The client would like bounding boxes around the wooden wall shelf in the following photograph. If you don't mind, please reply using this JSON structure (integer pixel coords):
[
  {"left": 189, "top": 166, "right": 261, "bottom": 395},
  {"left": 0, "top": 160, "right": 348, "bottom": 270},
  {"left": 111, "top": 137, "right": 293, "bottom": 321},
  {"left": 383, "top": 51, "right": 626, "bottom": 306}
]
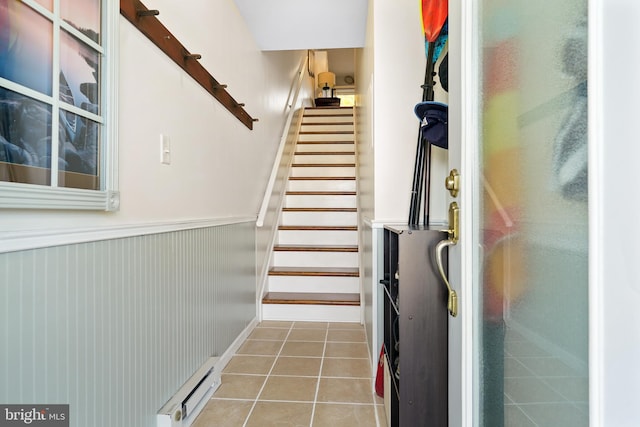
[{"left": 120, "top": 0, "right": 257, "bottom": 130}]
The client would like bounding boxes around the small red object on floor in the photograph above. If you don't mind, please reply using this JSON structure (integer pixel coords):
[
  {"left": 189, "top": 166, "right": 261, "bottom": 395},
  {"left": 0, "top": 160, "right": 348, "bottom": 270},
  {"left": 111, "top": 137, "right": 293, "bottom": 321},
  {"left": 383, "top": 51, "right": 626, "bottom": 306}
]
[{"left": 375, "top": 345, "right": 385, "bottom": 397}]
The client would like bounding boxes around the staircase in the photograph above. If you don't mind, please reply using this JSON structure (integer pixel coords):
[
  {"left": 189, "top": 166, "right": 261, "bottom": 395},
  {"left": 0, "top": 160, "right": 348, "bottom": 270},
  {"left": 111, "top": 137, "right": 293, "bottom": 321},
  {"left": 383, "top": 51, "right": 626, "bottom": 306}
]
[{"left": 262, "top": 106, "right": 361, "bottom": 322}]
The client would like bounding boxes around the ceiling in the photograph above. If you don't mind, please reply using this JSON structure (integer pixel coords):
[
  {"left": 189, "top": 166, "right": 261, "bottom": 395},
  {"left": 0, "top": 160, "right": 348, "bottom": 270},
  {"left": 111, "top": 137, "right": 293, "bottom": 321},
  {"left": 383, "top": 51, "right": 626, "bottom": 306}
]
[{"left": 233, "top": 0, "right": 369, "bottom": 51}]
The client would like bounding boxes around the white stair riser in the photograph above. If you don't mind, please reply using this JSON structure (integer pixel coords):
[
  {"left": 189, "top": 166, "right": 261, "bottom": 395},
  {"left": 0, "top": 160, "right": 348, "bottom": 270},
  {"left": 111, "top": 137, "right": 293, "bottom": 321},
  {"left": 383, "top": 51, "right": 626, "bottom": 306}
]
[
  {"left": 303, "top": 116, "right": 353, "bottom": 124},
  {"left": 268, "top": 275, "right": 360, "bottom": 293},
  {"left": 285, "top": 195, "right": 356, "bottom": 209},
  {"left": 304, "top": 108, "right": 351, "bottom": 116},
  {"left": 281, "top": 211, "right": 357, "bottom": 226},
  {"left": 299, "top": 134, "right": 354, "bottom": 142},
  {"left": 294, "top": 154, "right": 355, "bottom": 164},
  {"left": 262, "top": 304, "right": 360, "bottom": 323},
  {"left": 278, "top": 230, "right": 358, "bottom": 246},
  {"left": 296, "top": 143, "right": 354, "bottom": 153},
  {"left": 290, "top": 167, "right": 355, "bottom": 177},
  {"left": 272, "top": 251, "right": 358, "bottom": 268},
  {"left": 300, "top": 124, "right": 354, "bottom": 133},
  {"left": 288, "top": 180, "right": 356, "bottom": 192}
]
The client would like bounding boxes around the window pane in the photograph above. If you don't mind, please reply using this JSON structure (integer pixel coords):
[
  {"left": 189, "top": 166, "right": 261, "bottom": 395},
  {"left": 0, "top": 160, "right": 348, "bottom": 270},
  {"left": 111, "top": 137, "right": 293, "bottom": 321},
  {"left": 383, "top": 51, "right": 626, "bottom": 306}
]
[
  {"left": 0, "top": 88, "right": 53, "bottom": 185},
  {"left": 60, "top": 0, "right": 101, "bottom": 43},
  {"left": 58, "top": 109, "right": 99, "bottom": 181},
  {"left": 0, "top": 1, "right": 53, "bottom": 95},
  {"left": 60, "top": 30, "right": 100, "bottom": 114},
  {"left": 33, "top": 0, "right": 53, "bottom": 11}
]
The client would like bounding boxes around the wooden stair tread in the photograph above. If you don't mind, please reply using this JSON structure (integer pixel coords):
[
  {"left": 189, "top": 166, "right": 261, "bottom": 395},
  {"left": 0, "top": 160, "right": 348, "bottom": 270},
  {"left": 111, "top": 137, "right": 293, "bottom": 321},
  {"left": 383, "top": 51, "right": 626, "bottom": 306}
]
[
  {"left": 297, "top": 140, "right": 354, "bottom": 144},
  {"left": 292, "top": 163, "right": 355, "bottom": 167},
  {"left": 294, "top": 151, "right": 356, "bottom": 155},
  {"left": 305, "top": 107, "right": 353, "bottom": 111},
  {"left": 303, "top": 112, "right": 353, "bottom": 115},
  {"left": 278, "top": 225, "right": 358, "bottom": 231},
  {"left": 286, "top": 191, "right": 356, "bottom": 196},
  {"left": 300, "top": 131, "right": 354, "bottom": 135},
  {"left": 289, "top": 176, "right": 355, "bottom": 181},
  {"left": 268, "top": 267, "right": 359, "bottom": 277},
  {"left": 274, "top": 244, "right": 358, "bottom": 252},
  {"left": 262, "top": 292, "right": 360, "bottom": 306},
  {"left": 282, "top": 207, "right": 357, "bottom": 212},
  {"left": 302, "top": 122, "right": 354, "bottom": 126}
]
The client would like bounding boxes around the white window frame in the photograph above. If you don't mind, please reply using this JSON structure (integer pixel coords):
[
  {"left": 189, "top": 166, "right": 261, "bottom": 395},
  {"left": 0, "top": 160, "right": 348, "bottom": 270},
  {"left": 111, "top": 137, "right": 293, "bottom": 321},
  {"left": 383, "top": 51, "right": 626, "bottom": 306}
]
[{"left": 0, "top": 0, "right": 119, "bottom": 211}]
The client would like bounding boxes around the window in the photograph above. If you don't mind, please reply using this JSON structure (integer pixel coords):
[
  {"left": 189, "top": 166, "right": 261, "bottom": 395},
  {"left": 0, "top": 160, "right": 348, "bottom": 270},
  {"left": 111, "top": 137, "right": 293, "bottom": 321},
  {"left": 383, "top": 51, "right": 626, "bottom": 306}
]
[{"left": 0, "top": 0, "right": 118, "bottom": 210}]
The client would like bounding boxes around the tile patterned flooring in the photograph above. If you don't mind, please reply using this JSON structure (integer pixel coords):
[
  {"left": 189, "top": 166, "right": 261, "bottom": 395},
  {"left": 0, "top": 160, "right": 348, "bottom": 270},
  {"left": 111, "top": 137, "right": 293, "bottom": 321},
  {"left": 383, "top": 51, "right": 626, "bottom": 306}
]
[
  {"left": 193, "top": 321, "right": 385, "bottom": 427},
  {"left": 504, "top": 325, "right": 589, "bottom": 427}
]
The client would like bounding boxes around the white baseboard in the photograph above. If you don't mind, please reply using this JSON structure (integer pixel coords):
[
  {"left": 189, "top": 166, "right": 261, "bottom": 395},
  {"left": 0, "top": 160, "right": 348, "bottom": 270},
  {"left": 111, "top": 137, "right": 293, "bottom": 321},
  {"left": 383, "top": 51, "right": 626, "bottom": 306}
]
[{"left": 216, "top": 317, "right": 259, "bottom": 372}]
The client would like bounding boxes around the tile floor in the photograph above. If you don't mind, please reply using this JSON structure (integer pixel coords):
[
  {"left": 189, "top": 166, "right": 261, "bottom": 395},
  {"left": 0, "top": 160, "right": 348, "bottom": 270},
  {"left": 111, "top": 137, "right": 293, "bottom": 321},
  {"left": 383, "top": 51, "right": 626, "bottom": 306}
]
[
  {"left": 504, "top": 325, "right": 589, "bottom": 427},
  {"left": 193, "top": 321, "right": 386, "bottom": 427}
]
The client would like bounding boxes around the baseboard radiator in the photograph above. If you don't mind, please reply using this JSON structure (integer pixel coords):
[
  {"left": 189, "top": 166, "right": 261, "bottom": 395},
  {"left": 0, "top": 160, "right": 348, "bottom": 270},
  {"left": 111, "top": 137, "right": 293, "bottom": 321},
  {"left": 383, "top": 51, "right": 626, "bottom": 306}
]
[{"left": 157, "top": 357, "right": 221, "bottom": 427}]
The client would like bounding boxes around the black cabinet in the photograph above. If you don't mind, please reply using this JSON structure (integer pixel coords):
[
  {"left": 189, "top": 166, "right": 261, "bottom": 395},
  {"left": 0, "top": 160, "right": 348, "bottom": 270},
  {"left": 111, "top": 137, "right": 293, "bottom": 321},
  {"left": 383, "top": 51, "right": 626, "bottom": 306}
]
[{"left": 382, "top": 225, "right": 448, "bottom": 427}]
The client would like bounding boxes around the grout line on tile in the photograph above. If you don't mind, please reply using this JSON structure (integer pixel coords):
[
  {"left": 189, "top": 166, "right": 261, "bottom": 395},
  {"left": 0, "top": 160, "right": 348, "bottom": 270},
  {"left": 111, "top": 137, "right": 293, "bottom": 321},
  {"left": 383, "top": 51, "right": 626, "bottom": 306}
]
[
  {"left": 268, "top": 374, "right": 322, "bottom": 378},
  {"left": 319, "top": 375, "right": 374, "bottom": 380},
  {"left": 513, "top": 404, "right": 540, "bottom": 427},
  {"left": 314, "top": 401, "right": 377, "bottom": 406},
  {"left": 253, "top": 398, "right": 315, "bottom": 404},
  {"left": 221, "top": 372, "right": 269, "bottom": 378},
  {"left": 242, "top": 323, "right": 294, "bottom": 427},
  {"left": 323, "top": 356, "right": 369, "bottom": 360},
  {"left": 309, "top": 328, "right": 329, "bottom": 426}
]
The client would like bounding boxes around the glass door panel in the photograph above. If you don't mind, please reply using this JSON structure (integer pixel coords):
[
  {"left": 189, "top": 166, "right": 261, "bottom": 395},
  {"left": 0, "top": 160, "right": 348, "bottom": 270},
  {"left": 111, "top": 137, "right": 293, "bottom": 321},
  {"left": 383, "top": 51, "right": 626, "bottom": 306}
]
[{"left": 477, "top": 0, "right": 589, "bottom": 426}]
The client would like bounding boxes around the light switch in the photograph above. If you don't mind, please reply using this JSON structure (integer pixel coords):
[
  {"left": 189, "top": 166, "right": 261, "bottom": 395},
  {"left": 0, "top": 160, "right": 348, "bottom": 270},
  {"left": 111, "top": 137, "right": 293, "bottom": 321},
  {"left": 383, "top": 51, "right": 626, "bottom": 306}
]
[{"left": 160, "top": 134, "right": 171, "bottom": 164}]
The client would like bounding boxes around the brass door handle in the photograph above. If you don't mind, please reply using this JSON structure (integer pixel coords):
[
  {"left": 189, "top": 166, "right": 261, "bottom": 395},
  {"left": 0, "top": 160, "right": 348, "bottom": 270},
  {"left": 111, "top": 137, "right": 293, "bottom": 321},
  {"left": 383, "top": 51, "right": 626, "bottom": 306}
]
[
  {"left": 435, "top": 201, "right": 460, "bottom": 317},
  {"left": 436, "top": 238, "right": 458, "bottom": 317}
]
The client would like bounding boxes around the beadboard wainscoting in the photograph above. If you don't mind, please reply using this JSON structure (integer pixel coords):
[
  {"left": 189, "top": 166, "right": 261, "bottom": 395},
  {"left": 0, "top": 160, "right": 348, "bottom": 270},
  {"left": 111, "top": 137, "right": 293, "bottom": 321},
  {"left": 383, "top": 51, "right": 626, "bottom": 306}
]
[{"left": 0, "top": 220, "right": 256, "bottom": 427}]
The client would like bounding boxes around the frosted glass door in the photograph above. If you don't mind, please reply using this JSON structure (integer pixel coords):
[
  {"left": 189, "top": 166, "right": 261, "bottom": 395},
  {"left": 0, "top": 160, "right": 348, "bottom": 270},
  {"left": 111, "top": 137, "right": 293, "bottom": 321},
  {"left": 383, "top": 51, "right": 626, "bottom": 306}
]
[{"left": 476, "top": 0, "right": 588, "bottom": 425}]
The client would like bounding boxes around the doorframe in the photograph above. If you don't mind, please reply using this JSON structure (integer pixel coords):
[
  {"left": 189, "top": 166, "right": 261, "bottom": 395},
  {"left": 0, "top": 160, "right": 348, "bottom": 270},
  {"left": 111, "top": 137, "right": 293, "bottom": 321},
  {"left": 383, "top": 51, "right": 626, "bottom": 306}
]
[
  {"left": 588, "top": 0, "right": 604, "bottom": 424},
  {"left": 589, "top": 0, "right": 640, "bottom": 425},
  {"left": 448, "top": 0, "right": 479, "bottom": 425}
]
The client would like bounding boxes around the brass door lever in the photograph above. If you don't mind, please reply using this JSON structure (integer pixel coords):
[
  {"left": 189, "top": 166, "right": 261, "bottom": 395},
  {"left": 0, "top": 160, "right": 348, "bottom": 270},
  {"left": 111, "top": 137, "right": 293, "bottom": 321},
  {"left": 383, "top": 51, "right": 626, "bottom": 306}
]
[{"left": 435, "top": 201, "right": 459, "bottom": 317}]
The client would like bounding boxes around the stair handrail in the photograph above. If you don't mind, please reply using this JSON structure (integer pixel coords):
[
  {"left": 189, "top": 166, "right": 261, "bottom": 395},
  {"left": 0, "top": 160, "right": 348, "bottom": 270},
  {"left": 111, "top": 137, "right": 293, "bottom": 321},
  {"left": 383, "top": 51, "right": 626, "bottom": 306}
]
[
  {"left": 256, "top": 55, "right": 309, "bottom": 227},
  {"left": 255, "top": 55, "right": 310, "bottom": 315}
]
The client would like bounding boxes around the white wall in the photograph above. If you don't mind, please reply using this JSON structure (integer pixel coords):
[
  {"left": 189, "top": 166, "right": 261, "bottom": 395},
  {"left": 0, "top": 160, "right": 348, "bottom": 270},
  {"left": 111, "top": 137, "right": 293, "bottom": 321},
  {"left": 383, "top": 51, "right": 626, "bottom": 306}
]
[
  {"left": 355, "top": 3, "right": 375, "bottom": 223},
  {"left": 368, "top": 0, "right": 448, "bottom": 224},
  {"left": 1, "top": 0, "right": 308, "bottom": 233},
  {"left": 355, "top": 0, "right": 450, "bottom": 369}
]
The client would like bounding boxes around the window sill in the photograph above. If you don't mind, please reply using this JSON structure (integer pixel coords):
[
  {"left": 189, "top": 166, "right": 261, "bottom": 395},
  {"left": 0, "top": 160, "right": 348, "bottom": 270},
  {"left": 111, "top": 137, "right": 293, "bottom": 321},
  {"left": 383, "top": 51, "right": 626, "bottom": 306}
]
[{"left": 0, "top": 182, "right": 119, "bottom": 211}]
